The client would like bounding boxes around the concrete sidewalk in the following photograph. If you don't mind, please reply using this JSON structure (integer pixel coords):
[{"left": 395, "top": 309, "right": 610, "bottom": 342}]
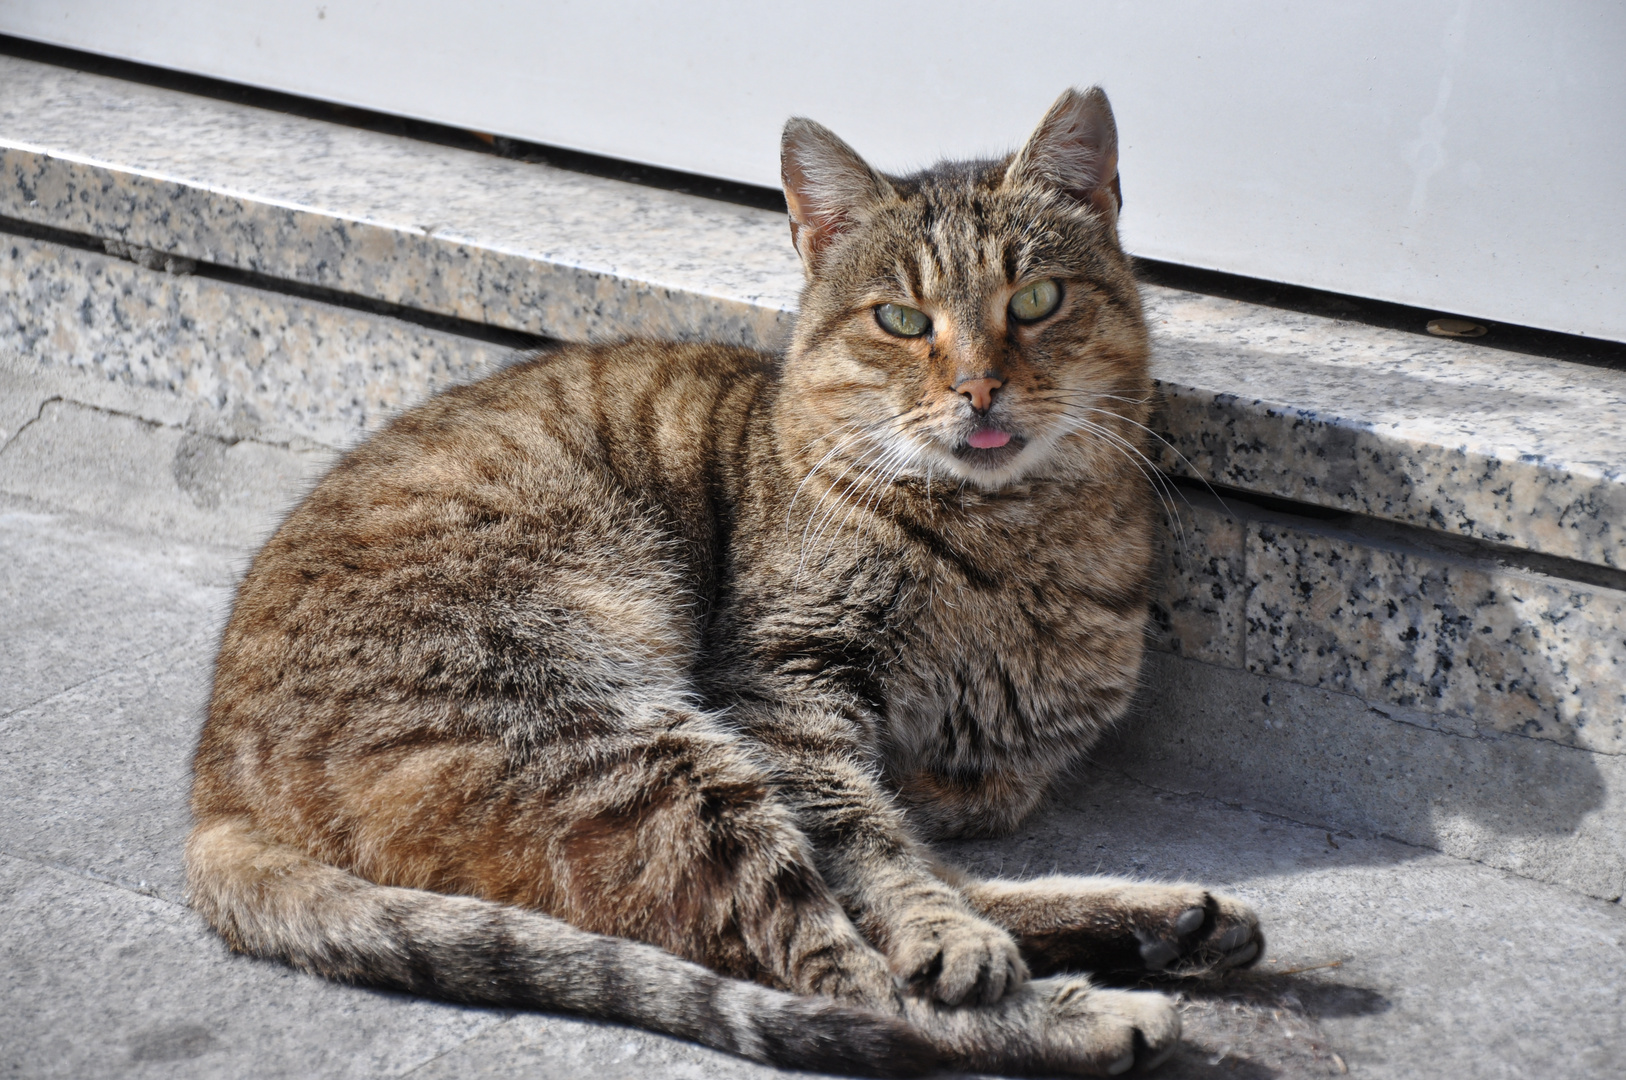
[{"left": 2, "top": 370, "right": 1623, "bottom": 1079}]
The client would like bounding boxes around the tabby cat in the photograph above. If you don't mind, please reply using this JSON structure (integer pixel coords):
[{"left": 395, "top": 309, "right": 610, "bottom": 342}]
[{"left": 187, "top": 88, "right": 1262, "bottom": 1077}]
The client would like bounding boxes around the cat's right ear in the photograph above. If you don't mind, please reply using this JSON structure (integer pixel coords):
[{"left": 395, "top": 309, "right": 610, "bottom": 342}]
[
  {"left": 1004, "top": 87, "right": 1122, "bottom": 219},
  {"left": 781, "top": 118, "right": 894, "bottom": 269}
]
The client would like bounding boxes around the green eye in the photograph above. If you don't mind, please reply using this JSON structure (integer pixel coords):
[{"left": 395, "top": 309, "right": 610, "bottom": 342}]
[
  {"left": 875, "top": 303, "right": 930, "bottom": 337},
  {"left": 1009, "top": 279, "right": 1062, "bottom": 322}
]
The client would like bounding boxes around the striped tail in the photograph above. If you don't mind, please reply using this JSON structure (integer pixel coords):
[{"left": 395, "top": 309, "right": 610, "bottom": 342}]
[{"left": 185, "top": 816, "right": 937, "bottom": 1077}]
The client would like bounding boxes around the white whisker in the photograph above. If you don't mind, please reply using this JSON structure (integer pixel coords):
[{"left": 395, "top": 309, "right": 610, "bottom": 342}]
[
  {"left": 1053, "top": 409, "right": 1192, "bottom": 556},
  {"left": 1034, "top": 389, "right": 1223, "bottom": 504},
  {"left": 786, "top": 421, "right": 871, "bottom": 525},
  {"left": 793, "top": 437, "right": 893, "bottom": 581}
]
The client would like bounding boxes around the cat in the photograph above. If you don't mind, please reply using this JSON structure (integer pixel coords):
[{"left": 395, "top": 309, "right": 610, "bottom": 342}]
[{"left": 186, "top": 87, "right": 1262, "bottom": 1077}]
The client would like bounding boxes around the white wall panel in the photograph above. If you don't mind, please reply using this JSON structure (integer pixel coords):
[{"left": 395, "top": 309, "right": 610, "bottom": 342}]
[{"left": 4, "top": 1, "right": 1621, "bottom": 340}]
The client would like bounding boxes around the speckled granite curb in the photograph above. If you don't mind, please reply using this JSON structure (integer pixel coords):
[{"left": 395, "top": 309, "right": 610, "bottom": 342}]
[
  {"left": 1149, "top": 492, "right": 1626, "bottom": 755},
  {"left": 0, "top": 56, "right": 795, "bottom": 351},
  {"left": 1144, "top": 291, "right": 1626, "bottom": 571},
  {"left": 4, "top": 54, "right": 1623, "bottom": 572}
]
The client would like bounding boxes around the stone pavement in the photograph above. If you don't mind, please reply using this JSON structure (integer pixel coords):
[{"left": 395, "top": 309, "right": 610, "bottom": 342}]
[{"left": 2, "top": 367, "right": 1623, "bottom": 1079}]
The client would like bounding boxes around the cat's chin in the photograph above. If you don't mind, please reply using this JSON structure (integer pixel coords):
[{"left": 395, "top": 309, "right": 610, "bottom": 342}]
[
  {"left": 951, "top": 437, "right": 1028, "bottom": 472},
  {"left": 935, "top": 436, "right": 1043, "bottom": 489}
]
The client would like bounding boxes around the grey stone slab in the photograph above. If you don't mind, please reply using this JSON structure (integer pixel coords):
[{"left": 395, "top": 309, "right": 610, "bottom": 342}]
[
  {"left": 0, "top": 626, "right": 215, "bottom": 902},
  {"left": 1103, "top": 651, "right": 1626, "bottom": 902},
  {"left": 0, "top": 396, "right": 334, "bottom": 550},
  {"left": 5, "top": 762, "right": 1617, "bottom": 1080},
  {"left": 404, "top": 1012, "right": 805, "bottom": 1080},
  {"left": 0, "top": 854, "right": 506, "bottom": 1079},
  {"left": 0, "top": 496, "right": 233, "bottom": 716},
  {"left": 4, "top": 53, "right": 1623, "bottom": 569},
  {"left": 946, "top": 765, "right": 1626, "bottom": 1080}
]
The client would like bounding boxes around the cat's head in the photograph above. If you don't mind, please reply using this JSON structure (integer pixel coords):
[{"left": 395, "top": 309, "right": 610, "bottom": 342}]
[{"left": 778, "top": 88, "right": 1150, "bottom": 494}]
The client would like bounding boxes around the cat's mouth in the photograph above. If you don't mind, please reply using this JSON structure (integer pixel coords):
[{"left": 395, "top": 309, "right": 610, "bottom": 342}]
[{"left": 952, "top": 426, "right": 1027, "bottom": 468}]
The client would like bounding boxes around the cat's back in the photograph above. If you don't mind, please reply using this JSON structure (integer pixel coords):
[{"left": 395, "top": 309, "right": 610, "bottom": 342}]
[
  {"left": 195, "top": 340, "right": 775, "bottom": 826},
  {"left": 248, "top": 338, "right": 773, "bottom": 570},
  {"left": 310, "top": 339, "right": 773, "bottom": 511}
]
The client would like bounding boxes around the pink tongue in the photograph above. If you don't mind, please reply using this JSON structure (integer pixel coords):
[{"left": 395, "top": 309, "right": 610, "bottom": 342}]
[{"left": 968, "top": 427, "right": 1012, "bottom": 450}]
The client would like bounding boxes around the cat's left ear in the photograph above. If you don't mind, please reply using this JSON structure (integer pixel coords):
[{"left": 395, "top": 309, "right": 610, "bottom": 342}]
[
  {"left": 1004, "top": 87, "right": 1123, "bottom": 218},
  {"left": 781, "top": 118, "right": 895, "bottom": 269}
]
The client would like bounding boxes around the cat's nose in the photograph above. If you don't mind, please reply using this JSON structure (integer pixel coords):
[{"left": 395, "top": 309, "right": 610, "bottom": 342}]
[{"left": 954, "top": 376, "right": 1004, "bottom": 414}]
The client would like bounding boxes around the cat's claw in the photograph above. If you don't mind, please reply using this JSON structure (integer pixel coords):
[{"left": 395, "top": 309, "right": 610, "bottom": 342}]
[
  {"left": 1113, "top": 1033, "right": 1177, "bottom": 1075},
  {"left": 1140, "top": 1038, "right": 1179, "bottom": 1072},
  {"left": 1147, "top": 891, "right": 1264, "bottom": 978},
  {"left": 1136, "top": 935, "right": 1180, "bottom": 971},
  {"left": 1137, "top": 906, "right": 1214, "bottom": 970}
]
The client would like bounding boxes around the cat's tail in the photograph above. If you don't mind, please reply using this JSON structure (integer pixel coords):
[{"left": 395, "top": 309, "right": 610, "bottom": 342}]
[{"left": 185, "top": 815, "right": 937, "bottom": 1077}]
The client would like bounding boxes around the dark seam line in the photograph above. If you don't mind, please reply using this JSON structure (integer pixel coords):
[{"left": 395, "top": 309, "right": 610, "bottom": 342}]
[
  {"left": 0, "top": 213, "right": 553, "bottom": 353},
  {"left": 1166, "top": 473, "right": 1626, "bottom": 594},
  {"left": 1136, "top": 257, "right": 1626, "bottom": 372},
  {"left": 0, "top": 393, "right": 57, "bottom": 457},
  {"left": 0, "top": 33, "right": 789, "bottom": 214}
]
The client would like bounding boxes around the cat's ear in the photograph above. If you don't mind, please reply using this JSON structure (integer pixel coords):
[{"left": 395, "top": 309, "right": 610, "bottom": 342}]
[
  {"left": 781, "top": 118, "right": 894, "bottom": 268},
  {"left": 1004, "top": 87, "right": 1122, "bottom": 218}
]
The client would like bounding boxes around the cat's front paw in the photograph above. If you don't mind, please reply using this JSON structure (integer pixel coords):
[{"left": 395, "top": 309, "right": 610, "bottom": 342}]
[
  {"left": 890, "top": 906, "right": 1028, "bottom": 1006},
  {"left": 984, "top": 878, "right": 1264, "bottom": 981},
  {"left": 905, "top": 977, "right": 1181, "bottom": 1076},
  {"left": 1134, "top": 889, "right": 1262, "bottom": 978},
  {"left": 1047, "top": 981, "right": 1182, "bottom": 1076}
]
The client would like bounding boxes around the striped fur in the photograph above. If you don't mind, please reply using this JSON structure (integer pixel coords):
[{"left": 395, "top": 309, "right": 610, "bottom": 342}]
[{"left": 188, "top": 89, "right": 1261, "bottom": 1076}]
